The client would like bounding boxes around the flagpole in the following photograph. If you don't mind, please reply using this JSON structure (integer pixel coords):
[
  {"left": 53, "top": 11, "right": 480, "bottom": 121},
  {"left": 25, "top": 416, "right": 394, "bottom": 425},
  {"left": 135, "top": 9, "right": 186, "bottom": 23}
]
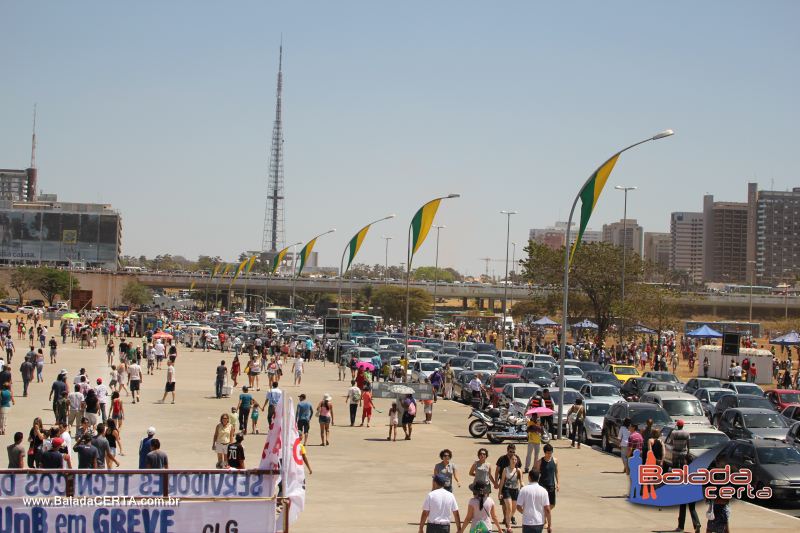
[
  {"left": 556, "top": 130, "right": 673, "bottom": 439},
  {"left": 294, "top": 230, "right": 335, "bottom": 323},
  {"left": 404, "top": 194, "right": 459, "bottom": 357}
]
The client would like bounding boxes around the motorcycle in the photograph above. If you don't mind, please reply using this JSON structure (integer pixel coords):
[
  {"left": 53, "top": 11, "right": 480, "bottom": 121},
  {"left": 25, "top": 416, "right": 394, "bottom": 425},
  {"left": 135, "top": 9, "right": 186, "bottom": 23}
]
[
  {"left": 486, "top": 413, "right": 528, "bottom": 444},
  {"left": 468, "top": 406, "right": 504, "bottom": 438}
]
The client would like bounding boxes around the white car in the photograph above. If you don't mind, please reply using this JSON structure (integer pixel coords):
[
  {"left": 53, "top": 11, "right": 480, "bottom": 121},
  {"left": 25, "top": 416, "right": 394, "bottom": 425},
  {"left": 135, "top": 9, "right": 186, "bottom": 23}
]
[
  {"left": 17, "top": 306, "right": 36, "bottom": 313},
  {"left": 411, "top": 359, "right": 441, "bottom": 383},
  {"left": 582, "top": 398, "right": 619, "bottom": 443},
  {"left": 501, "top": 383, "right": 542, "bottom": 413}
]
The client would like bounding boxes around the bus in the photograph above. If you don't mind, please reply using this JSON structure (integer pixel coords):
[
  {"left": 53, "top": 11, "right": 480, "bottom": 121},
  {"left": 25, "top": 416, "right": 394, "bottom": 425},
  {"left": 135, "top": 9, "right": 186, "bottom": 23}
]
[{"left": 325, "top": 311, "right": 378, "bottom": 341}]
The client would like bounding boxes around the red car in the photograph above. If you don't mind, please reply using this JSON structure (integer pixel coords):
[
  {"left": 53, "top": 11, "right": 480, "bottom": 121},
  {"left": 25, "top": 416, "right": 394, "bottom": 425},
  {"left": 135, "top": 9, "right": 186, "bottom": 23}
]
[
  {"left": 488, "top": 374, "right": 523, "bottom": 405},
  {"left": 498, "top": 364, "right": 524, "bottom": 376},
  {"left": 765, "top": 389, "right": 800, "bottom": 411}
]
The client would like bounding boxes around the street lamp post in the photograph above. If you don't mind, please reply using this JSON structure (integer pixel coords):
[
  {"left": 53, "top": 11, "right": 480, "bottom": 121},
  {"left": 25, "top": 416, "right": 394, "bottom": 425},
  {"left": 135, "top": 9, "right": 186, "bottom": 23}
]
[
  {"left": 557, "top": 130, "right": 673, "bottom": 438},
  {"left": 293, "top": 229, "right": 336, "bottom": 322},
  {"left": 500, "top": 211, "right": 518, "bottom": 350},
  {"left": 748, "top": 260, "right": 756, "bottom": 322},
  {"left": 382, "top": 236, "right": 392, "bottom": 284},
  {"left": 405, "top": 194, "right": 460, "bottom": 355},
  {"left": 510, "top": 242, "right": 517, "bottom": 310},
  {"left": 431, "top": 225, "right": 446, "bottom": 322},
  {"left": 614, "top": 186, "right": 637, "bottom": 344},
  {"left": 338, "top": 215, "right": 396, "bottom": 315}
]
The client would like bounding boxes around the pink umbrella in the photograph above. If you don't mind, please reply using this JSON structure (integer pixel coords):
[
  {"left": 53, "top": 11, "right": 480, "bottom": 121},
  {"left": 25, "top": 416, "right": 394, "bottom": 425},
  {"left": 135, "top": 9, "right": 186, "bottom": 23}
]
[
  {"left": 526, "top": 406, "right": 554, "bottom": 416},
  {"left": 356, "top": 361, "right": 375, "bottom": 371},
  {"left": 152, "top": 331, "right": 173, "bottom": 340}
]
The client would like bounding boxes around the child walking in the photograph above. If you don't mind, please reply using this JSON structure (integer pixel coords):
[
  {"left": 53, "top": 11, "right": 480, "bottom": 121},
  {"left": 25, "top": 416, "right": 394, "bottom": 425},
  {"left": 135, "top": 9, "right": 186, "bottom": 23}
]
[{"left": 387, "top": 402, "right": 398, "bottom": 441}]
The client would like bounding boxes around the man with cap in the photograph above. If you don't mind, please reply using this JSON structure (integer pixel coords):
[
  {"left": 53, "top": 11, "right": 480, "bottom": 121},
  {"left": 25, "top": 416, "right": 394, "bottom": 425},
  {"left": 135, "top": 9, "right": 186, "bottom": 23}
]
[
  {"left": 41, "top": 437, "right": 67, "bottom": 468},
  {"left": 138, "top": 427, "right": 156, "bottom": 469},
  {"left": 418, "top": 473, "right": 460, "bottom": 533}
]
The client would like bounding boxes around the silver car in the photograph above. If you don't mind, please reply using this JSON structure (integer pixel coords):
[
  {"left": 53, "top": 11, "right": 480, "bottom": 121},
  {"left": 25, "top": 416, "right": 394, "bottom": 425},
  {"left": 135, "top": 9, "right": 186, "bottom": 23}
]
[{"left": 582, "top": 398, "right": 619, "bottom": 443}]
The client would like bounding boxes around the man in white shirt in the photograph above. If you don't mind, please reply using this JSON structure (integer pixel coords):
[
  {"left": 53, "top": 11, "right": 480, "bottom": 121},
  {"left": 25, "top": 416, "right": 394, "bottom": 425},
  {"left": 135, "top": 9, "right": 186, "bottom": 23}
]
[
  {"left": 128, "top": 362, "right": 143, "bottom": 403},
  {"left": 67, "top": 385, "right": 85, "bottom": 429},
  {"left": 292, "top": 356, "right": 304, "bottom": 385},
  {"left": 95, "top": 378, "right": 109, "bottom": 421},
  {"left": 418, "top": 474, "right": 460, "bottom": 533},
  {"left": 516, "top": 470, "right": 552, "bottom": 533}
]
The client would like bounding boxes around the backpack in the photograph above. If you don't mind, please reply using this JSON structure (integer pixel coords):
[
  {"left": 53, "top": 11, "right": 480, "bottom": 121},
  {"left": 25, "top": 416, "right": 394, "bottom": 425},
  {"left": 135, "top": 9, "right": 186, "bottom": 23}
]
[
  {"left": 407, "top": 400, "right": 417, "bottom": 416},
  {"left": 351, "top": 388, "right": 362, "bottom": 403}
]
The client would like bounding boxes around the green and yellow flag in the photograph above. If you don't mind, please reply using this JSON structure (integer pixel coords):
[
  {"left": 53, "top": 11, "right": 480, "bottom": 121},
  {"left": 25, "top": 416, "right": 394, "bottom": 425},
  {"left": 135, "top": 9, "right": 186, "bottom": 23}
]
[
  {"left": 345, "top": 225, "right": 371, "bottom": 273},
  {"left": 271, "top": 246, "right": 291, "bottom": 275},
  {"left": 222, "top": 263, "right": 232, "bottom": 276},
  {"left": 211, "top": 263, "right": 222, "bottom": 278},
  {"left": 411, "top": 198, "right": 441, "bottom": 257},
  {"left": 190, "top": 280, "right": 196, "bottom": 291},
  {"left": 570, "top": 154, "right": 620, "bottom": 263},
  {"left": 232, "top": 257, "right": 248, "bottom": 281},
  {"left": 245, "top": 255, "right": 257, "bottom": 273},
  {"left": 297, "top": 238, "right": 318, "bottom": 276}
]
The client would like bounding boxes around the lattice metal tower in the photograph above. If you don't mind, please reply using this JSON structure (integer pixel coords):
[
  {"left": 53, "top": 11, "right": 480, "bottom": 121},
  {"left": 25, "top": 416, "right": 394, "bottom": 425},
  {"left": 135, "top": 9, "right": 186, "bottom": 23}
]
[{"left": 261, "top": 44, "right": 285, "bottom": 252}]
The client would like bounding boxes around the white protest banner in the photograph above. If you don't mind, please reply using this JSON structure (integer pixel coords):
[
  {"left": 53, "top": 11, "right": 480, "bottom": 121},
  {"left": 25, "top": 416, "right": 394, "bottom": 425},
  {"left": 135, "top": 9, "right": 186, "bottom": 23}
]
[
  {"left": 0, "top": 499, "right": 274, "bottom": 533},
  {"left": 284, "top": 398, "right": 306, "bottom": 524}
]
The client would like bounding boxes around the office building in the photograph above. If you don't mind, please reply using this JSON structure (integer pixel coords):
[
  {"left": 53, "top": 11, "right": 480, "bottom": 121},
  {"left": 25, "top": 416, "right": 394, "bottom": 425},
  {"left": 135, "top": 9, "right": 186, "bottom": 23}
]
[
  {"left": 670, "top": 212, "right": 704, "bottom": 284},
  {"left": 529, "top": 222, "right": 601, "bottom": 250},
  {"left": 602, "top": 219, "right": 643, "bottom": 256},
  {"left": 702, "top": 194, "right": 748, "bottom": 283},
  {"left": 643, "top": 232, "right": 670, "bottom": 269},
  {"left": 752, "top": 185, "right": 800, "bottom": 284},
  {"left": 0, "top": 195, "right": 122, "bottom": 270},
  {"left": 0, "top": 168, "right": 36, "bottom": 202}
]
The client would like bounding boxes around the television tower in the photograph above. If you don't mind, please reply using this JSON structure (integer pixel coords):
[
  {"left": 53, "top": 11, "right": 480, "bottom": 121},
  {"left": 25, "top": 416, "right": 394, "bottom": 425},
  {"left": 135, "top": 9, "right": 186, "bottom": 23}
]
[{"left": 261, "top": 43, "right": 285, "bottom": 252}]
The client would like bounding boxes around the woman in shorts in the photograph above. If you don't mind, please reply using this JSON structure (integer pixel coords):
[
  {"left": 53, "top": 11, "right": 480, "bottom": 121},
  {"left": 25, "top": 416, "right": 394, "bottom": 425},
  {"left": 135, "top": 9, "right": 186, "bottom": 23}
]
[
  {"left": 316, "top": 394, "right": 333, "bottom": 446},
  {"left": 248, "top": 355, "right": 261, "bottom": 390},
  {"left": 499, "top": 454, "right": 522, "bottom": 532},
  {"left": 110, "top": 391, "right": 125, "bottom": 429},
  {"left": 212, "top": 413, "right": 235, "bottom": 468}
]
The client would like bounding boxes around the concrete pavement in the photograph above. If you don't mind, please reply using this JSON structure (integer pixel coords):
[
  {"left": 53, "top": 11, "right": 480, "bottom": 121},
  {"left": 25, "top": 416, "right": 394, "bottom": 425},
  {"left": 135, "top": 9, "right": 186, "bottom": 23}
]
[{"left": 1, "top": 334, "right": 798, "bottom": 532}]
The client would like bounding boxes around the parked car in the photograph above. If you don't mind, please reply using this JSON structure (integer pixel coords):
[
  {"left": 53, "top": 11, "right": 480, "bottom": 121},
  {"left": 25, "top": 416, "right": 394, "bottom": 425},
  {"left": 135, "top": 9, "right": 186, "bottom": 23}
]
[
  {"left": 580, "top": 383, "right": 622, "bottom": 399},
  {"left": 646, "top": 382, "right": 684, "bottom": 393},
  {"left": 584, "top": 371, "right": 621, "bottom": 387},
  {"left": 498, "top": 364, "right": 524, "bottom": 376},
  {"left": 620, "top": 377, "right": 656, "bottom": 402},
  {"left": 582, "top": 398, "right": 619, "bottom": 444},
  {"left": 722, "top": 382, "right": 765, "bottom": 397},
  {"left": 642, "top": 371, "right": 682, "bottom": 384},
  {"left": 575, "top": 361, "right": 603, "bottom": 374},
  {"left": 765, "top": 389, "right": 800, "bottom": 412},
  {"left": 551, "top": 365, "right": 585, "bottom": 380},
  {"left": 639, "top": 391, "right": 711, "bottom": 427},
  {"left": 501, "top": 382, "right": 542, "bottom": 412},
  {"left": 787, "top": 421, "right": 800, "bottom": 447},
  {"left": 713, "top": 439, "right": 800, "bottom": 500},
  {"left": 453, "top": 371, "right": 478, "bottom": 403},
  {"left": 410, "top": 359, "right": 442, "bottom": 383},
  {"left": 683, "top": 378, "right": 723, "bottom": 395},
  {"left": 660, "top": 425, "right": 729, "bottom": 468},
  {"left": 468, "top": 359, "right": 498, "bottom": 376},
  {"left": 602, "top": 402, "right": 672, "bottom": 452},
  {"left": 520, "top": 368, "right": 555, "bottom": 388},
  {"left": 779, "top": 405, "right": 800, "bottom": 426},
  {"left": 531, "top": 354, "right": 557, "bottom": 366},
  {"left": 487, "top": 374, "right": 524, "bottom": 405},
  {"left": 712, "top": 394, "right": 774, "bottom": 427},
  {"left": 693, "top": 387, "right": 735, "bottom": 421},
  {"left": 475, "top": 343, "right": 496, "bottom": 354},
  {"left": 606, "top": 364, "right": 640, "bottom": 383},
  {"left": 717, "top": 408, "right": 791, "bottom": 441},
  {"left": 550, "top": 388, "right": 585, "bottom": 432}
]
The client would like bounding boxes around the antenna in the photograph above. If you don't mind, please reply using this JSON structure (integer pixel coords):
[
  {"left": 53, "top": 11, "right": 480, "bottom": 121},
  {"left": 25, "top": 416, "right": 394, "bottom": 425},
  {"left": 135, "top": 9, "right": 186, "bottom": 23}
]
[
  {"left": 261, "top": 42, "right": 286, "bottom": 252},
  {"left": 30, "top": 104, "right": 37, "bottom": 169}
]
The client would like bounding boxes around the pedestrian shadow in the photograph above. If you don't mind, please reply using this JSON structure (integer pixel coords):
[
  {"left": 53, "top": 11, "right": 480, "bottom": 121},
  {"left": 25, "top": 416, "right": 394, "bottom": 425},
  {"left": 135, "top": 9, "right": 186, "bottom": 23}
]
[
  {"left": 600, "top": 471, "right": 625, "bottom": 474},
  {"left": 363, "top": 438, "right": 393, "bottom": 442}
]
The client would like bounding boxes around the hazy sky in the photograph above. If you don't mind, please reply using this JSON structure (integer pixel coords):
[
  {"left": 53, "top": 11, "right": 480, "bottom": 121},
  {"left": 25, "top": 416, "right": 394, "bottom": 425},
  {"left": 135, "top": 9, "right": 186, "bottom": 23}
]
[{"left": 2, "top": 1, "right": 798, "bottom": 276}]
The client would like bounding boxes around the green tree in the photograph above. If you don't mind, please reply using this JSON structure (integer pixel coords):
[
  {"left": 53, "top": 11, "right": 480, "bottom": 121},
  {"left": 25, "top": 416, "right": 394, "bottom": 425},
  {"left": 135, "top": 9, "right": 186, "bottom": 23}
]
[
  {"left": 521, "top": 241, "right": 644, "bottom": 343},
  {"left": 371, "top": 286, "right": 431, "bottom": 323},
  {"left": 121, "top": 280, "right": 153, "bottom": 307},
  {"left": 9, "top": 267, "right": 37, "bottom": 304},
  {"left": 413, "top": 266, "right": 456, "bottom": 283},
  {"left": 30, "top": 267, "right": 79, "bottom": 306},
  {"left": 623, "top": 284, "right": 679, "bottom": 337},
  {"left": 314, "top": 293, "right": 335, "bottom": 316}
]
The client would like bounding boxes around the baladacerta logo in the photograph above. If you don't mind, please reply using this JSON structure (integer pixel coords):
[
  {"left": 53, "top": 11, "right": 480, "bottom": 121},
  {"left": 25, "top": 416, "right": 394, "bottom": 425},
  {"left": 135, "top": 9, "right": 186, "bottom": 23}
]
[{"left": 627, "top": 446, "right": 772, "bottom": 506}]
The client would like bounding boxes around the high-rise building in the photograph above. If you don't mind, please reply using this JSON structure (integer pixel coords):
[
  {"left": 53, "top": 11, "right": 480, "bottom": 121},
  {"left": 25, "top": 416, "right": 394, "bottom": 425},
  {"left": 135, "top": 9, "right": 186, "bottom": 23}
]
[
  {"left": 643, "top": 232, "right": 670, "bottom": 269},
  {"left": 0, "top": 169, "right": 36, "bottom": 202},
  {"left": 702, "top": 195, "right": 748, "bottom": 283},
  {"left": 602, "top": 219, "right": 643, "bottom": 256},
  {"left": 752, "top": 186, "right": 800, "bottom": 284},
  {"left": 670, "top": 212, "right": 704, "bottom": 283},
  {"left": 529, "top": 222, "right": 601, "bottom": 250}
]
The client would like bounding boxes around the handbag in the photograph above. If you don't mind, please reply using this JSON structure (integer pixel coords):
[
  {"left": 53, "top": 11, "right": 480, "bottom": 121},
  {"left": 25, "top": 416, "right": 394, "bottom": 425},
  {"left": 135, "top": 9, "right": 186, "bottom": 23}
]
[{"left": 705, "top": 502, "right": 715, "bottom": 521}]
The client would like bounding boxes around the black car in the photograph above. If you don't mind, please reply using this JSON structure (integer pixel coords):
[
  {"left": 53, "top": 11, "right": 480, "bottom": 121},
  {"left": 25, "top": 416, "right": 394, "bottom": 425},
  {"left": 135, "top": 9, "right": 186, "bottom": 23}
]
[
  {"left": 683, "top": 377, "right": 723, "bottom": 394},
  {"left": 475, "top": 343, "right": 496, "bottom": 354},
  {"left": 602, "top": 402, "right": 672, "bottom": 453},
  {"left": 641, "top": 371, "right": 681, "bottom": 384},
  {"left": 585, "top": 371, "right": 621, "bottom": 387},
  {"left": 620, "top": 377, "right": 656, "bottom": 401},
  {"left": 453, "top": 371, "right": 478, "bottom": 403},
  {"left": 575, "top": 361, "right": 603, "bottom": 374},
  {"left": 458, "top": 350, "right": 479, "bottom": 359},
  {"left": 716, "top": 408, "right": 791, "bottom": 441},
  {"left": 714, "top": 439, "right": 800, "bottom": 500},
  {"left": 439, "top": 346, "right": 460, "bottom": 355},
  {"left": 712, "top": 394, "right": 774, "bottom": 427},
  {"left": 520, "top": 367, "right": 555, "bottom": 388}
]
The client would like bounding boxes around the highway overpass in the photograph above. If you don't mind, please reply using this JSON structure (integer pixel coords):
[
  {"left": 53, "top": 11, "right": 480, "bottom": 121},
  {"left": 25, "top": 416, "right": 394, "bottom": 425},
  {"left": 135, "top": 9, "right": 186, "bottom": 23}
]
[{"left": 2, "top": 268, "right": 798, "bottom": 319}]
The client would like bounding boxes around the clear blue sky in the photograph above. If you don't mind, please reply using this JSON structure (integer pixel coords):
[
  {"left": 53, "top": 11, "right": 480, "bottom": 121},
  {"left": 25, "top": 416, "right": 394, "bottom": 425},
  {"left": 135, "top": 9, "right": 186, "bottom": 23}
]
[{"left": 2, "top": 1, "right": 798, "bottom": 276}]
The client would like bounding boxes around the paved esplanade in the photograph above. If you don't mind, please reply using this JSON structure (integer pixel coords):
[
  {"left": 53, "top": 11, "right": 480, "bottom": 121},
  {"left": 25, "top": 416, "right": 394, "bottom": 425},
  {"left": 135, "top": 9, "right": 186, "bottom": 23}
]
[{"left": 3, "top": 332, "right": 797, "bottom": 532}]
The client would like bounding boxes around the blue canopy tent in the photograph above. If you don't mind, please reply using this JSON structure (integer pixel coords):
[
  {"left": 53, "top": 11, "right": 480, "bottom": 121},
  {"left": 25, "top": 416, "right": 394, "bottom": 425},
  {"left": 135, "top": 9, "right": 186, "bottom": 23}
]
[
  {"left": 769, "top": 330, "right": 800, "bottom": 346},
  {"left": 532, "top": 316, "right": 559, "bottom": 327},
  {"left": 571, "top": 319, "right": 599, "bottom": 330},
  {"left": 686, "top": 325, "right": 723, "bottom": 338}
]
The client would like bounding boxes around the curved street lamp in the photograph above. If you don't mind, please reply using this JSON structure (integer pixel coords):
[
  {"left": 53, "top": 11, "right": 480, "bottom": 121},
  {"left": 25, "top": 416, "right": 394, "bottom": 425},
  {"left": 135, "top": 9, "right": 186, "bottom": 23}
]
[{"left": 292, "top": 229, "right": 336, "bottom": 321}]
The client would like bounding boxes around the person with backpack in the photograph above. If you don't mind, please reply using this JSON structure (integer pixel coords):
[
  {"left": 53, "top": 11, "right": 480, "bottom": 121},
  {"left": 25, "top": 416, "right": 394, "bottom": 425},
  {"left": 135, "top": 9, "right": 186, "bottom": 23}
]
[
  {"left": 402, "top": 393, "right": 417, "bottom": 440},
  {"left": 345, "top": 380, "right": 362, "bottom": 426},
  {"left": 460, "top": 481, "right": 503, "bottom": 533}
]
